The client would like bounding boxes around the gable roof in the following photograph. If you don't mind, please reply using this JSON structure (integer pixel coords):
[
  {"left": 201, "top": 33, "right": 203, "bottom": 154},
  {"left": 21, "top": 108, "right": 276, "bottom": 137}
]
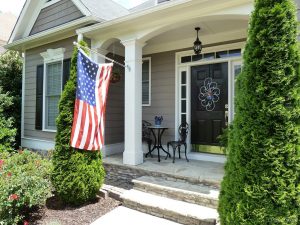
[
  {"left": 8, "top": 0, "right": 129, "bottom": 44},
  {"left": 81, "top": 0, "right": 129, "bottom": 20}
]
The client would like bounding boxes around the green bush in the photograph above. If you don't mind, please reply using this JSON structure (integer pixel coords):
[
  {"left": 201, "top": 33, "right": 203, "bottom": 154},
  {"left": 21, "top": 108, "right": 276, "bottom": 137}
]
[
  {"left": 218, "top": 0, "right": 300, "bottom": 224},
  {"left": 0, "top": 150, "right": 52, "bottom": 224},
  {"left": 0, "top": 87, "right": 16, "bottom": 152},
  {"left": 0, "top": 51, "right": 22, "bottom": 149},
  {"left": 51, "top": 41, "right": 105, "bottom": 206}
]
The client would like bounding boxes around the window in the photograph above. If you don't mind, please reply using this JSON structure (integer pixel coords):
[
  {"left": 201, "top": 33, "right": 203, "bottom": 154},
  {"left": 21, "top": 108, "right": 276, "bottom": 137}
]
[
  {"left": 142, "top": 58, "right": 151, "bottom": 106},
  {"left": 40, "top": 48, "right": 65, "bottom": 131},
  {"left": 45, "top": 62, "right": 62, "bottom": 130}
]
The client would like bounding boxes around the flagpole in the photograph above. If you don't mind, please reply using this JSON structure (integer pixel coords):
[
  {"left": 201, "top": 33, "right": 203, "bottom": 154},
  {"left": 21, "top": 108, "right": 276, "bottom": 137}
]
[{"left": 73, "top": 42, "right": 130, "bottom": 71}]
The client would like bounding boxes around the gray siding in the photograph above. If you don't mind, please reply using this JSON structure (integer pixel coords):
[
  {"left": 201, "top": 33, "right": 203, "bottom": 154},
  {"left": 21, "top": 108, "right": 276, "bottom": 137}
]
[
  {"left": 24, "top": 40, "right": 177, "bottom": 144},
  {"left": 105, "top": 54, "right": 125, "bottom": 145},
  {"left": 143, "top": 50, "right": 176, "bottom": 143},
  {"left": 30, "top": 0, "right": 83, "bottom": 35},
  {"left": 24, "top": 36, "right": 77, "bottom": 141}
]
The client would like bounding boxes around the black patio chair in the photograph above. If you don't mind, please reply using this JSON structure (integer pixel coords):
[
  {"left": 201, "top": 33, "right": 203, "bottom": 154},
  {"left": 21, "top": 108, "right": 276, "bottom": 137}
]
[
  {"left": 142, "top": 120, "right": 153, "bottom": 157},
  {"left": 167, "top": 122, "right": 189, "bottom": 163}
]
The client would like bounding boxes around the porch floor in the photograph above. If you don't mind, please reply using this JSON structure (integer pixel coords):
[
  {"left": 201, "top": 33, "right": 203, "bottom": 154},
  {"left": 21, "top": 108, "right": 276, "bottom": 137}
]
[{"left": 103, "top": 153, "right": 225, "bottom": 187}]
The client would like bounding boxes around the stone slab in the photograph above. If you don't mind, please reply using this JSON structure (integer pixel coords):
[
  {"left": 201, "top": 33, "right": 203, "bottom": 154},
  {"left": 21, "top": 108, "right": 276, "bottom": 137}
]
[
  {"left": 90, "top": 206, "right": 183, "bottom": 225},
  {"left": 121, "top": 189, "right": 218, "bottom": 224},
  {"left": 133, "top": 176, "right": 219, "bottom": 208}
]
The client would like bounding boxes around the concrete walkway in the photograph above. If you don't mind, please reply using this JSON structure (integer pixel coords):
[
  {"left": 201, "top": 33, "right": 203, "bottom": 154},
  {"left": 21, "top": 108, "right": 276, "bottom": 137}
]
[{"left": 91, "top": 206, "right": 182, "bottom": 225}]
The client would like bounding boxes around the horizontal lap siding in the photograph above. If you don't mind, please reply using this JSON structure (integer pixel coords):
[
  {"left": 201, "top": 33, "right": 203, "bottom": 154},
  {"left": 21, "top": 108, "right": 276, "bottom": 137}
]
[
  {"left": 105, "top": 54, "right": 125, "bottom": 145},
  {"left": 30, "top": 0, "right": 83, "bottom": 35},
  {"left": 143, "top": 51, "right": 176, "bottom": 144},
  {"left": 24, "top": 37, "right": 76, "bottom": 141}
]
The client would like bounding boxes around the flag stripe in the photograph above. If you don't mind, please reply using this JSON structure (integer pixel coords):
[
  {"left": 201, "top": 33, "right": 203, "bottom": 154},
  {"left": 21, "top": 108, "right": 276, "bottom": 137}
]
[
  {"left": 75, "top": 101, "right": 87, "bottom": 148},
  {"left": 87, "top": 105, "right": 96, "bottom": 150},
  {"left": 71, "top": 100, "right": 83, "bottom": 148}
]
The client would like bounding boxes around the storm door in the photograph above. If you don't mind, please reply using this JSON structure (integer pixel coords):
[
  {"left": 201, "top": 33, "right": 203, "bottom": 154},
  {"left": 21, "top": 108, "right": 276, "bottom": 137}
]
[{"left": 191, "top": 63, "right": 228, "bottom": 149}]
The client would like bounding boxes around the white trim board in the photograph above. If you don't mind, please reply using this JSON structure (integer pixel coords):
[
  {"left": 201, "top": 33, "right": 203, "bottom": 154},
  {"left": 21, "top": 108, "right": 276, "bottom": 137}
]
[
  {"left": 21, "top": 52, "right": 26, "bottom": 139},
  {"left": 21, "top": 137, "right": 55, "bottom": 151},
  {"left": 142, "top": 57, "right": 151, "bottom": 107},
  {"left": 41, "top": 48, "right": 65, "bottom": 132},
  {"left": 21, "top": 137, "right": 125, "bottom": 155}
]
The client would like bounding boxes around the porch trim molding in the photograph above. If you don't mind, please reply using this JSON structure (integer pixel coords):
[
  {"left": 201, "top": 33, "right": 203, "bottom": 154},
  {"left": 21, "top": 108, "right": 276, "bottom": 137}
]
[{"left": 21, "top": 52, "right": 26, "bottom": 139}]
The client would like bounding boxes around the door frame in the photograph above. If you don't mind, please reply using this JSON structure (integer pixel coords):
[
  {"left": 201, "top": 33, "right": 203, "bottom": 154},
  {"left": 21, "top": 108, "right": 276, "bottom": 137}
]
[{"left": 175, "top": 45, "right": 243, "bottom": 157}]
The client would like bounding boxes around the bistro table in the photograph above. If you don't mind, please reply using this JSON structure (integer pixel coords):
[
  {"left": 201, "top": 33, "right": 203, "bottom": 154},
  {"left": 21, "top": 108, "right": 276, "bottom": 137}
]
[{"left": 145, "top": 126, "right": 171, "bottom": 162}]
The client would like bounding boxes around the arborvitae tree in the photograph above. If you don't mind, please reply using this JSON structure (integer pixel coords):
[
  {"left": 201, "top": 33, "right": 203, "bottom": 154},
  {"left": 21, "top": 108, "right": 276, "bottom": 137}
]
[
  {"left": 51, "top": 41, "right": 105, "bottom": 206},
  {"left": 0, "top": 88, "right": 16, "bottom": 152},
  {"left": 0, "top": 51, "right": 22, "bottom": 148},
  {"left": 218, "top": 0, "right": 300, "bottom": 224}
]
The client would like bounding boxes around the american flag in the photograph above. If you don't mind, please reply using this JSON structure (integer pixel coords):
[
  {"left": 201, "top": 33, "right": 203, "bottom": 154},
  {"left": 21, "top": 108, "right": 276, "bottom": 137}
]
[{"left": 70, "top": 49, "right": 113, "bottom": 150}]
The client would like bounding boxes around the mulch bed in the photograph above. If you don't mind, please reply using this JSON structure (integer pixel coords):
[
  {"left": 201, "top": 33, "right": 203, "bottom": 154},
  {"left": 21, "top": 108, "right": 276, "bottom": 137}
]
[{"left": 27, "top": 195, "right": 121, "bottom": 225}]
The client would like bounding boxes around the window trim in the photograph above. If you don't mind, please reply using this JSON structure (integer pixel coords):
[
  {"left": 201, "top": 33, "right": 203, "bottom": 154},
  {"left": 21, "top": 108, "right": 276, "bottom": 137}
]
[
  {"left": 40, "top": 48, "right": 65, "bottom": 132},
  {"left": 142, "top": 57, "right": 151, "bottom": 107}
]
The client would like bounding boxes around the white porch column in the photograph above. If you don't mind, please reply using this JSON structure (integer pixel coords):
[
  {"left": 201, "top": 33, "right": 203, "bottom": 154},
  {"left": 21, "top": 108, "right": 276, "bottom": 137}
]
[{"left": 122, "top": 39, "right": 144, "bottom": 165}]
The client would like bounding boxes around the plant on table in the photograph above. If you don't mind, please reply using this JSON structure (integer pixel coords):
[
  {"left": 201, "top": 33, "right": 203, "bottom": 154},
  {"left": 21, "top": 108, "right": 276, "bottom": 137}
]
[
  {"left": 0, "top": 150, "right": 52, "bottom": 224},
  {"left": 218, "top": 0, "right": 300, "bottom": 224}
]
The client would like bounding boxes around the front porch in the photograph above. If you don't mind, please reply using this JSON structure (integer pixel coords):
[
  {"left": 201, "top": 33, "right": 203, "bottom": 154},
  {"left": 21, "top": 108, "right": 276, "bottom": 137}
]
[
  {"left": 77, "top": 0, "right": 253, "bottom": 166},
  {"left": 103, "top": 153, "right": 224, "bottom": 189}
]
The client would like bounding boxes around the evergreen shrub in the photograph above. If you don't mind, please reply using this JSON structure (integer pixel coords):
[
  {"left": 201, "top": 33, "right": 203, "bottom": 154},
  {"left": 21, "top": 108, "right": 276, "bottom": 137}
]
[
  {"left": 0, "top": 51, "right": 22, "bottom": 148},
  {"left": 0, "top": 87, "right": 16, "bottom": 152},
  {"left": 51, "top": 41, "right": 105, "bottom": 206},
  {"left": 218, "top": 0, "right": 300, "bottom": 224}
]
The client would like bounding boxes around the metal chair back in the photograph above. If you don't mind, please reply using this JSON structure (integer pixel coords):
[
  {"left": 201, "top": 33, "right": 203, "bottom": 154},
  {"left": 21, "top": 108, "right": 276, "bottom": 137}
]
[{"left": 178, "top": 122, "right": 189, "bottom": 143}]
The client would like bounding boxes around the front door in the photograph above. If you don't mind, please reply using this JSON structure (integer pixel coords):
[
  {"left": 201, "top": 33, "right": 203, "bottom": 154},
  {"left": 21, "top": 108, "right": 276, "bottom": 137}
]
[{"left": 191, "top": 62, "right": 228, "bottom": 146}]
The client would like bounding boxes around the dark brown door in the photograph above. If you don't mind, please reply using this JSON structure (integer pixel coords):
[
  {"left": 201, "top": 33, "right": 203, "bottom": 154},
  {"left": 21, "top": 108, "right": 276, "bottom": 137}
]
[{"left": 191, "top": 62, "right": 228, "bottom": 146}]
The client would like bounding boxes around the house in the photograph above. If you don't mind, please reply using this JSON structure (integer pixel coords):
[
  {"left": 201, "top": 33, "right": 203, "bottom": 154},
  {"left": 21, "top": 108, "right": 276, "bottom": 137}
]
[
  {"left": 0, "top": 12, "right": 16, "bottom": 54},
  {"left": 7, "top": 0, "right": 299, "bottom": 166}
]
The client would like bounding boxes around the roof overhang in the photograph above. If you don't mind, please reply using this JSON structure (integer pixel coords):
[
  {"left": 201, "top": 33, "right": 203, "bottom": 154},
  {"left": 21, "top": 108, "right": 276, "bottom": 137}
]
[
  {"left": 5, "top": 16, "right": 101, "bottom": 51},
  {"left": 77, "top": 0, "right": 253, "bottom": 42}
]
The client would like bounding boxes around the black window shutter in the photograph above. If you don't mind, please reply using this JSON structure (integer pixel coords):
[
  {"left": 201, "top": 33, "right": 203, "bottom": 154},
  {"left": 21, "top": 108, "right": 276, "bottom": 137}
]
[
  {"left": 35, "top": 64, "right": 44, "bottom": 130},
  {"left": 62, "top": 58, "right": 71, "bottom": 90}
]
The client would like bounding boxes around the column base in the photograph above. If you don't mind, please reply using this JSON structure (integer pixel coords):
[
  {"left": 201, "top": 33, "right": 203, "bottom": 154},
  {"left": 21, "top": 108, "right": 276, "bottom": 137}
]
[{"left": 123, "top": 150, "right": 143, "bottom": 165}]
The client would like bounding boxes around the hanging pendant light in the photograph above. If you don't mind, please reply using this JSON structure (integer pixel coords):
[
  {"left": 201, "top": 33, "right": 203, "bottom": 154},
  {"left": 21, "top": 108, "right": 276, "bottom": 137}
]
[{"left": 193, "top": 27, "right": 202, "bottom": 55}]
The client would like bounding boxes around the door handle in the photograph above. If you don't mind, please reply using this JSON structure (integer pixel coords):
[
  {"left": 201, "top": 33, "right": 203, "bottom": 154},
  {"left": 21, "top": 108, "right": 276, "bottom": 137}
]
[{"left": 225, "top": 111, "right": 228, "bottom": 126}]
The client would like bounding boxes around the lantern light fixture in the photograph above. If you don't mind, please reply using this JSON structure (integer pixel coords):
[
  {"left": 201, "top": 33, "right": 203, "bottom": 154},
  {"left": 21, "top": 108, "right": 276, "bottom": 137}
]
[{"left": 193, "top": 27, "right": 202, "bottom": 55}]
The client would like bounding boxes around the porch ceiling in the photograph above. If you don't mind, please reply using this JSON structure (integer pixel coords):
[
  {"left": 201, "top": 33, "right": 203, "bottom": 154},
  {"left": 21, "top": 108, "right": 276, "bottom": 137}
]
[
  {"left": 77, "top": 0, "right": 253, "bottom": 53},
  {"left": 144, "top": 18, "right": 248, "bottom": 53}
]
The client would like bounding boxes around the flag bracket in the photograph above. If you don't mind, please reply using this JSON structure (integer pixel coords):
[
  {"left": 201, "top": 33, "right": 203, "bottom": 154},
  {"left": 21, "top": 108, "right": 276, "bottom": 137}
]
[{"left": 73, "top": 42, "right": 131, "bottom": 71}]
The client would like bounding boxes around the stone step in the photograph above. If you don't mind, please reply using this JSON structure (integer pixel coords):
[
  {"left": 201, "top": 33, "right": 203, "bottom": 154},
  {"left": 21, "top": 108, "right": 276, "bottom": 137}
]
[
  {"left": 101, "top": 184, "right": 127, "bottom": 201},
  {"left": 121, "top": 189, "right": 218, "bottom": 225},
  {"left": 132, "top": 176, "right": 219, "bottom": 209}
]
